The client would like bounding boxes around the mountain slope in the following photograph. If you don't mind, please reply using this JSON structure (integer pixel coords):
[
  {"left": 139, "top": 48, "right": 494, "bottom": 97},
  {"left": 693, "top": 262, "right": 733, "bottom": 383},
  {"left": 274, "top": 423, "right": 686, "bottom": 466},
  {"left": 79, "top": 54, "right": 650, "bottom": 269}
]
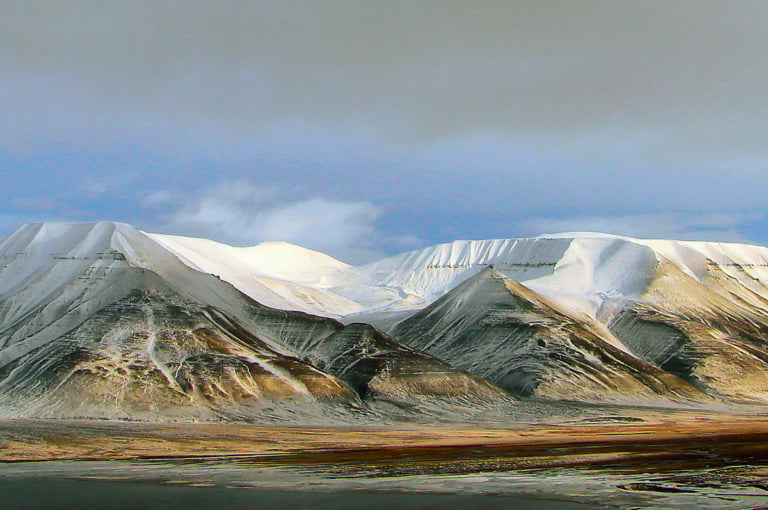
[
  {"left": 0, "top": 275, "right": 355, "bottom": 420},
  {"left": 306, "top": 322, "right": 512, "bottom": 410},
  {"left": 0, "top": 222, "right": 511, "bottom": 420},
  {"left": 344, "top": 234, "right": 768, "bottom": 321},
  {"left": 378, "top": 234, "right": 768, "bottom": 404},
  {"left": 608, "top": 259, "right": 768, "bottom": 401},
  {"left": 148, "top": 234, "right": 363, "bottom": 318},
  {"left": 391, "top": 267, "right": 705, "bottom": 403}
]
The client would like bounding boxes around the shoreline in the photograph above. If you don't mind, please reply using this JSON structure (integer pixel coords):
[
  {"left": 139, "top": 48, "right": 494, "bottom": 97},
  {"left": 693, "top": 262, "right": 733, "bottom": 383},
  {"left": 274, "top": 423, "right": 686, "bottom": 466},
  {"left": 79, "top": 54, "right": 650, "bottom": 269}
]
[{"left": 2, "top": 409, "right": 768, "bottom": 472}]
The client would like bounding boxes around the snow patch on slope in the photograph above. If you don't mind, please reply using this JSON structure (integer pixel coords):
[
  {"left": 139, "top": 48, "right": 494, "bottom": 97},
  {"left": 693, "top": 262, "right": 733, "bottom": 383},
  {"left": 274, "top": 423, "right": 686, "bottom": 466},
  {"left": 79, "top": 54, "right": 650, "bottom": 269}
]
[
  {"left": 6, "top": 222, "right": 768, "bottom": 325},
  {"left": 147, "top": 233, "right": 362, "bottom": 317},
  {"left": 344, "top": 232, "right": 768, "bottom": 323}
]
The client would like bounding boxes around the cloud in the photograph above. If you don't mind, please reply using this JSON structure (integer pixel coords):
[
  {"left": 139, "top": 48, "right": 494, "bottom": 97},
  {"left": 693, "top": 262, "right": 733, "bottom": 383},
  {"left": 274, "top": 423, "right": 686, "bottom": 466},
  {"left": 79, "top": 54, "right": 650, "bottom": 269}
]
[
  {"left": 3, "top": 2, "right": 768, "bottom": 250},
  {"left": 147, "top": 180, "right": 388, "bottom": 263},
  {"left": 3, "top": 1, "right": 768, "bottom": 148},
  {"left": 518, "top": 213, "right": 762, "bottom": 243}
]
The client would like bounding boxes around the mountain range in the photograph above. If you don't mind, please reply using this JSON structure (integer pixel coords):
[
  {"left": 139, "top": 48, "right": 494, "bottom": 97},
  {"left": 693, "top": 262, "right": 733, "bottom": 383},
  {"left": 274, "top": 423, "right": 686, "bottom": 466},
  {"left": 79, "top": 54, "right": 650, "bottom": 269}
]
[{"left": 3, "top": 221, "right": 768, "bottom": 421}]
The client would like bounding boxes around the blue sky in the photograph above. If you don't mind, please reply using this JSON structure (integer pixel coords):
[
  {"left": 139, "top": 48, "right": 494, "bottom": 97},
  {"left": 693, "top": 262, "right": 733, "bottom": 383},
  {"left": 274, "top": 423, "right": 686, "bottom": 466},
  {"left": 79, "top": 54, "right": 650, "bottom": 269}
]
[{"left": 3, "top": 1, "right": 768, "bottom": 263}]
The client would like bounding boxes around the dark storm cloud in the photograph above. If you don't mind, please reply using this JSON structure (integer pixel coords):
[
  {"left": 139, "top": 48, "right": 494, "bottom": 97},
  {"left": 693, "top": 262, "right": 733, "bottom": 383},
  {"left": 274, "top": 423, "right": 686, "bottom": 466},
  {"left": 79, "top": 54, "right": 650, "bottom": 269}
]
[{"left": 3, "top": 1, "right": 768, "bottom": 142}]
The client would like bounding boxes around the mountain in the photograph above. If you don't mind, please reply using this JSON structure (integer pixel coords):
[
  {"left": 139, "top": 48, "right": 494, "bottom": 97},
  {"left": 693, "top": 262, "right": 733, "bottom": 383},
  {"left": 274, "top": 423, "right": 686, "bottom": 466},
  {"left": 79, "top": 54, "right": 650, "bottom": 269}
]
[
  {"left": 390, "top": 267, "right": 705, "bottom": 403},
  {"left": 3, "top": 221, "right": 768, "bottom": 420},
  {"left": 370, "top": 234, "right": 768, "bottom": 403},
  {"left": 148, "top": 234, "right": 364, "bottom": 318},
  {"left": 0, "top": 222, "right": 510, "bottom": 420}
]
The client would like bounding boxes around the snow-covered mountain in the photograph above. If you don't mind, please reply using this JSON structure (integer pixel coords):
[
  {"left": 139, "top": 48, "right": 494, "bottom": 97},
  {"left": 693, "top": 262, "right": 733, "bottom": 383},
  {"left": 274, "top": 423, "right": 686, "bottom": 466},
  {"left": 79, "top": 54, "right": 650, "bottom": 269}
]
[
  {"left": 142, "top": 231, "right": 768, "bottom": 326},
  {"left": 345, "top": 233, "right": 768, "bottom": 318},
  {"left": 0, "top": 222, "right": 510, "bottom": 420},
  {"left": 148, "top": 233, "right": 364, "bottom": 318},
  {"left": 356, "top": 233, "right": 768, "bottom": 401},
  {"left": 350, "top": 234, "right": 768, "bottom": 402},
  {"left": 3, "top": 221, "right": 768, "bottom": 419},
  {"left": 390, "top": 267, "right": 706, "bottom": 404}
]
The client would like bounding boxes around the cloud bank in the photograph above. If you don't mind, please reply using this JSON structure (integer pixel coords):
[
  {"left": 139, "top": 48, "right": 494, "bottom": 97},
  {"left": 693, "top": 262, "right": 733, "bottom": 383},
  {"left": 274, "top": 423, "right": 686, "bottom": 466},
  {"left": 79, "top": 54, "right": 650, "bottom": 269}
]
[
  {"left": 4, "top": 1, "right": 768, "bottom": 146},
  {"left": 2, "top": 2, "right": 767, "bottom": 251},
  {"left": 144, "top": 180, "right": 392, "bottom": 263}
]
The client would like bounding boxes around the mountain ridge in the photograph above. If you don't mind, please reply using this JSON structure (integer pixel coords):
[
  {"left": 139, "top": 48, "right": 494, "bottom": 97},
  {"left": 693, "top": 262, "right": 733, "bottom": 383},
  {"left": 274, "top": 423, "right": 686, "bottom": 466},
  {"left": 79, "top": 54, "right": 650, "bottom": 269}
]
[
  {"left": 4, "top": 220, "right": 768, "bottom": 417},
  {"left": 10, "top": 221, "right": 768, "bottom": 321},
  {"left": 0, "top": 221, "right": 511, "bottom": 420}
]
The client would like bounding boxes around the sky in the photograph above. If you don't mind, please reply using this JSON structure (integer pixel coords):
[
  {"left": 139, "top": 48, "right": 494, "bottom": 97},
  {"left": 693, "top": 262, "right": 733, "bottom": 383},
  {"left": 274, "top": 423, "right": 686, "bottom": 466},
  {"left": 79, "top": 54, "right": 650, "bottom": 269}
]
[{"left": 2, "top": 1, "right": 768, "bottom": 263}]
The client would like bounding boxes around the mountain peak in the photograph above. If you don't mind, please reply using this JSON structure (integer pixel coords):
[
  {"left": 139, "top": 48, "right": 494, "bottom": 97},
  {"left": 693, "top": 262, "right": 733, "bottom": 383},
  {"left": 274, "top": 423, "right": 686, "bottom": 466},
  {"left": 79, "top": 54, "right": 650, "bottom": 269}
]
[{"left": 5, "top": 220, "right": 768, "bottom": 322}]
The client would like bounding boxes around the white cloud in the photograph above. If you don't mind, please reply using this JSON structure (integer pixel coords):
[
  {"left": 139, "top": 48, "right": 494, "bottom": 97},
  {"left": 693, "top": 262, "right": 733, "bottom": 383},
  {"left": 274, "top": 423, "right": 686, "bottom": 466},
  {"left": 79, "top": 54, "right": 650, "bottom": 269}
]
[
  {"left": 518, "top": 213, "right": 761, "bottom": 243},
  {"left": 149, "top": 180, "right": 387, "bottom": 263}
]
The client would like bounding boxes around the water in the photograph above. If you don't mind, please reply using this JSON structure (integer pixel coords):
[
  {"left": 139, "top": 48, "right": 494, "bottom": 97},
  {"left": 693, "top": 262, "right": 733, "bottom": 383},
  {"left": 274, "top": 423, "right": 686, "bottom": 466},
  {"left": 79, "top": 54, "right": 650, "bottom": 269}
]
[
  {"left": 1, "top": 458, "right": 768, "bottom": 509},
  {"left": 0, "top": 478, "right": 598, "bottom": 510}
]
